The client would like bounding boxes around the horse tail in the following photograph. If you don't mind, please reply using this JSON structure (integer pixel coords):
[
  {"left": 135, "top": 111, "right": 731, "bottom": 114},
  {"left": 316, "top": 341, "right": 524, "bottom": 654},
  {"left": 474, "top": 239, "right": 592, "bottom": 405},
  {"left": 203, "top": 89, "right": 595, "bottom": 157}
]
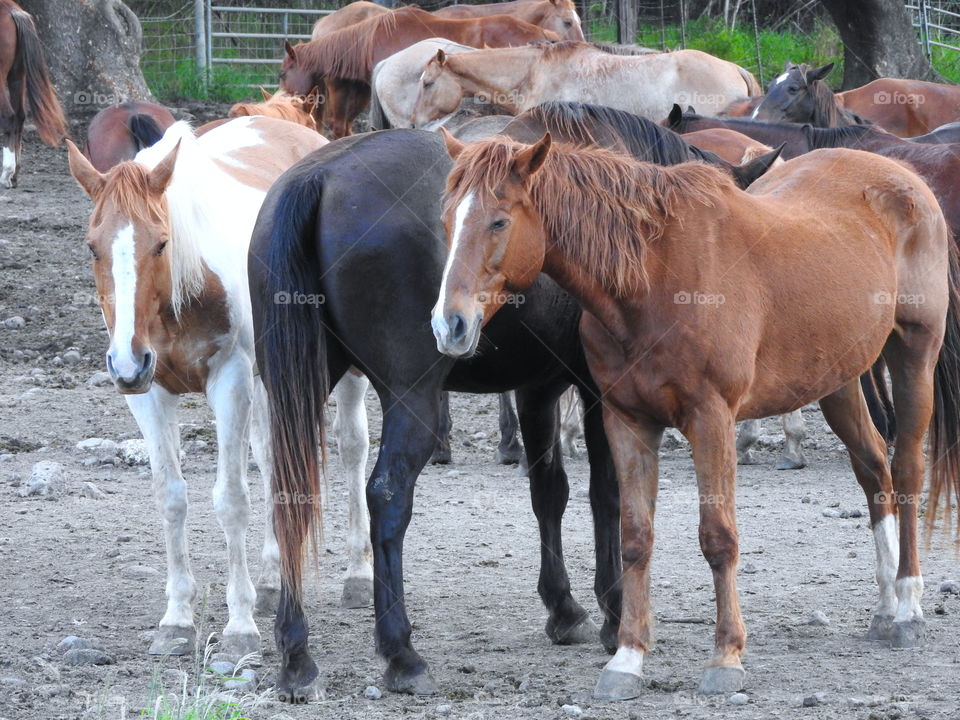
[
  {"left": 11, "top": 9, "right": 67, "bottom": 145},
  {"left": 368, "top": 66, "right": 391, "bottom": 130},
  {"left": 128, "top": 114, "right": 165, "bottom": 152},
  {"left": 258, "top": 167, "right": 330, "bottom": 601},
  {"left": 738, "top": 65, "right": 762, "bottom": 97},
  {"left": 859, "top": 360, "right": 896, "bottom": 443},
  {"left": 928, "top": 235, "right": 960, "bottom": 549}
]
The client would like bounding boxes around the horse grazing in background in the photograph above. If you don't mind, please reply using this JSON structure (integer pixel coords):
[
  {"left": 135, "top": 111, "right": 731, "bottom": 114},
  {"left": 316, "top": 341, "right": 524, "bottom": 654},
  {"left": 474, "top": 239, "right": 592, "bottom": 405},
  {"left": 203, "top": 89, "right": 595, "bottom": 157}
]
[
  {"left": 752, "top": 62, "right": 869, "bottom": 127},
  {"left": 279, "top": 6, "right": 559, "bottom": 137},
  {"left": 248, "top": 102, "right": 782, "bottom": 703},
  {"left": 64, "top": 117, "right": 377, "bottom": 663},
  {"left": 433, "top": 132, "right": 960, "bottom": 699},
  {"left": 228, "top": 87, "right": 321, "bottom": 130},
  {"left": 411, "top": 42, "right": 760, "bottom": 129},
  {"left": 83, "top": 102, "right": 175, "bottom": 172},
  {"left": 0, "top": 0, "right": 67, "bottom": 187}
]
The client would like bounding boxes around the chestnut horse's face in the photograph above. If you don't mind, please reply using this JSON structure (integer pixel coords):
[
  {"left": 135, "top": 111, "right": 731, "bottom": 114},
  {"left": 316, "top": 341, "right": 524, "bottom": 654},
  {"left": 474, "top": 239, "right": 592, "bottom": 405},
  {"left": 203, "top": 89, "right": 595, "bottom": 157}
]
[
  {"left": 412, "top": 50, "right": 464, "bottom": 129},
  {"left": 432, "top": 131, "right": 551, "bottom": 358},
  {"left": 279, "top": 42, "right": 319, "bottom": 98},
  {"left": 66, "top": 140, "right": 179, "bottom": 394},
  {"left": 541, "top": 0, "right": 585, "bottom": 42},
  {"left": 753, "top": 62, "right": 834, "bottom": 123}
]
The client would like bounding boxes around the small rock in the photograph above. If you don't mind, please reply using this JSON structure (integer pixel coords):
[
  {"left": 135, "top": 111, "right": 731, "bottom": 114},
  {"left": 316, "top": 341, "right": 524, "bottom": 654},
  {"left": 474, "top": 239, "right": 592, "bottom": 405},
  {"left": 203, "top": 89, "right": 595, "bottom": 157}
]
[
  {"left": 120, "top": 564, "right": 160, "bottom": 578},
  {"left": 364, "top": 685, "right": 382, "bottom": 700},
  {"left": 806, "top": 610, "right": 830, "bottom": 626},
  {"left": 76, "top": 437, "right": 118, "bottom": 454},
  {"left": 939, "top": 581, "right": 960, "bottom": 595},
  {"left": 63, "top": 648, "right": 114, "bottom": 666},
  {"left": 436, "top": 704, "right": 452, "bottom": 715},
  {"left": 802, "top": 692, "right": 826, "bottom": 707},
  {"left": 821, "top": 508, "right": 841, "bottom": 518},
  {"left": 116, "top": 535, "right": 133, "bottom": 543},
  {"left": 728, "top": 693, "right": 749, "bottom": 705},
  {"left": 801, "top": 496, "right": 811, "bottom": 503},
  {"left": 223, "top": 678, "right": 252, "bottom": 692},
  {"left": 848, "top": 551, "right": 857, "bottom": 558},
  {"left": 81, "top": 482, "right": 106, "bottom": 500},
  {"left": 741, "top": 562, "right": 757, "bottom": 574},
  {"left": 182, "top": 440, "right": 209, "bottom": 454},
  {"left": 56, "top": 636, "right": 102, "bottom": 654},
  {"left": 561, "top": 704, "right": 583, "bottom": 718},
  {"left": 3, "top": 316, "right": 25, "bottom": 329},
  {"left": 19, "top": 461, "right": 64, "bottom": 497},
  {"left": 119, "top": 439, "right": 149, "bottom": 466},
  {"left": 86, "top": 371, "right": 113, "bottom": 387},
  {"left": 209, "top": 661, "right": 235, "bottom": 676},
  {"left": 62, "top": 350, "right": 82, "bottom": 365},
  {"left": 0, "top": 677, "right": 26, "bottom": 686},
  {"left": 458, "top": 664, "right": 476, "bottom": 674}
]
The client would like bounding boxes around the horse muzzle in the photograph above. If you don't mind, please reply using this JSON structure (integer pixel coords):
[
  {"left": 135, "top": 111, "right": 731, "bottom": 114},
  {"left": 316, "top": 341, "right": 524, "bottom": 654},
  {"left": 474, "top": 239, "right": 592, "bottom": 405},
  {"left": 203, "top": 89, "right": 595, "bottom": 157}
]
[
  {"left": 432, "top": 309, "right": 482, "bottom": 358},
  {"left": 106, "top": 347, "right": 157, "bottom": 394}
]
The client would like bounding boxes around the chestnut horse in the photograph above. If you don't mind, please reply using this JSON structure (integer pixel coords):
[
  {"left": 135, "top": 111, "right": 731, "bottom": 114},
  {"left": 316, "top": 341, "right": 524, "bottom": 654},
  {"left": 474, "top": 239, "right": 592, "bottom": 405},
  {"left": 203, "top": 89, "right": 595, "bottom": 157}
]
[
  {"left": 83, "top": 101, "right": 175, "bottom": 172},
  {"left": 433, "top": 133, "right": 960, "bottom": 698},
  {"left": 64, "top": 117, "right": 379, "bottom": 661},
  {"left": 411, "top": 42, "right": 761, "bottom": 128},
  {"left": 281, "top": 6, "right": 559, "bottom": 137},
  {"left": 0, "top": 0, "right": 67, "bottom": 187},
  {"left": 310, "top": 0, "right": 387, "bottom": 40},
  {"left": 228, "top": 87, "right": 321, "bottom": 131}
]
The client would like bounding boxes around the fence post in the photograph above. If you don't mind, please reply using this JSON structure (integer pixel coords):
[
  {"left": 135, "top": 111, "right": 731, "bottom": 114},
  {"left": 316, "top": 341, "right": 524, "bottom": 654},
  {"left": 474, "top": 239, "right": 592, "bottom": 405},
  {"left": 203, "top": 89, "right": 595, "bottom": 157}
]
[
  {"left": 194, "top": 0, "right": 208, "bottom": 90},
  {"left": 616, "top": 0, "right": 637, "bottom": 45}
]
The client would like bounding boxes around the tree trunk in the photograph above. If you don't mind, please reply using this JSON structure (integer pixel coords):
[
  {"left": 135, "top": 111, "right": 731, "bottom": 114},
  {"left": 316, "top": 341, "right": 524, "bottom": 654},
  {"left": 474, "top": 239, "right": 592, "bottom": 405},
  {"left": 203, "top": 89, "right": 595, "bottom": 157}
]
[
  {"left": 19, "top": 0, "right": 152, "bottom": 115},
  {"left": 616, "top": 0, "right": 637, "bottom": 44},
  {"left": 821, "top": 0, "right": 942, "bottom": 89}
]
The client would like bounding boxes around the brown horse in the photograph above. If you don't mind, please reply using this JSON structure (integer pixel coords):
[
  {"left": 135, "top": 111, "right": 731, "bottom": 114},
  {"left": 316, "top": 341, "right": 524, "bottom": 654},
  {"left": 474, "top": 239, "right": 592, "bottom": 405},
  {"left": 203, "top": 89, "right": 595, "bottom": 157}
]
[
  {"left": 280, "top": 6, "right": 559, "bottom": 137},
  {"left": 83, "top": 101, "right": 175, "bottom": 172},
  {"left": 310, "top": 1, "right": 387, "bottom": 40},
  {"left": 434, "top": 0, "right": 584, "bottom": 41},
  {"left": 228, "top": 87, "right": 321, "bottom": 131},
  {"left": 0, "top": 0, "right": 67, "bottom": 187},
  {"left": 841, "top": 78, "right": 960, "bottom": 137},
  {"left": 681, "top": 127, "right": 781, "bottom": 165},
  {"left": 432, "top": 133, "right": 960, "bottom": 698}
]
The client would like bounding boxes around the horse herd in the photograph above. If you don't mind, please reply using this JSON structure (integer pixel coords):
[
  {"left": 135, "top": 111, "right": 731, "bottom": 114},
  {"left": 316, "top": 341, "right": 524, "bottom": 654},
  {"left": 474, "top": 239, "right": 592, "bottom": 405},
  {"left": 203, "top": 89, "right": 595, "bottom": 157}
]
[{"left": 3, "top": 0, "right": 960, "bottom": 707}]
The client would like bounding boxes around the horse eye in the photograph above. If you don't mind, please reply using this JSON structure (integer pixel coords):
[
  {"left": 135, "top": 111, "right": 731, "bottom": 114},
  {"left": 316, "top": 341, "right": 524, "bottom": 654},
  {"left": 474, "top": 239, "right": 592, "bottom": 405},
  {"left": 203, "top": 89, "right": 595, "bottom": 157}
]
[
  {"left": 490, "top": 218, "right": 509, "bottom": 231},
  {"left": 424, "top": 81, "right": 435, "bottom": 89},
  {"left": 564, "top": 20, "right": 573, "bottom": 27},
  {"left": 788, "top": 86, "right": 799, "bottom": 93},
  {"left": 279, "top": 72, "right": 287, "bottom": 80},
  {"left": 156, "top": 241, "right": 168, "bottom": 257}
]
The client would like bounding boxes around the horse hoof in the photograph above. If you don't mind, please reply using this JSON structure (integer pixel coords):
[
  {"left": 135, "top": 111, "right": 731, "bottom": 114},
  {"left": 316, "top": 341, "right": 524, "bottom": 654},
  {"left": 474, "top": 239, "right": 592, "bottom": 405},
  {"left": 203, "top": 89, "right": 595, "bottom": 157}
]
[
  {"left": 775, "top": 455, "right": 806, "bottom": 470},
  {"left": 276, "top": 679, "right": 324, "bottom": 704},
  {"left": 277, "top": 653, "right": 323, "bottom": 704},
  {"left": 737, "top": 450, "right": 759, "bottom": 466},
  {"left": 890, "top": 619, "right": 925, "bottom": 648},
  {"left": 219, "top": 633, "right": 261, "bottom": 663},
  {"left": 148, "top": 625, "right": 196, "bottom": 656},
  {"left": 254, "top": 585, "right": 280, "bottom": 616},
  {"left": 384, "top": 653, "right": 437, "bottom": 695},
  {"left": 340, "top": 576, "right": 373, "bottom": 609},
  {"left": 867, "top": 614, "right": 894, "bottom": 642},
  {"left": 546, "top": 614, "right": 599, "bottom": 645},
  {"left": 495, "top": 443, "right": 523, "bottom": 465},
  {"left": 699, "top": 666, "right": 745, "bottom": 695},
  {"left": 593, "top": 669, "right": 643, "bottom": 701},
  {"left": 430, "top": 446, "right": 452, "bottom": 465}
]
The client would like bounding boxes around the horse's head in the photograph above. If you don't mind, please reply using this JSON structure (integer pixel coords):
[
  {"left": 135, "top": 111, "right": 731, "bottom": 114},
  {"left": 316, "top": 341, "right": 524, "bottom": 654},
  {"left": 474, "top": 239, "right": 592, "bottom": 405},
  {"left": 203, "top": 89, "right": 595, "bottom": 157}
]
[
  {"left": 539, "top": 0, "right": 585, "bottom": 42},
  {"left": 280, "top": 41, "right": 320, "bottom": 97},
  {"left": 411, "top": 50, "right": 464, "bottom": 129},
  {"left": 66, "top": 139, "right": 180, "bottom": 393},
  {"left": 753, "top": 62, "right": 834, "bottom": 123},
  {"left": 432, "top": 130, "right": 550, "bottom": 358}
]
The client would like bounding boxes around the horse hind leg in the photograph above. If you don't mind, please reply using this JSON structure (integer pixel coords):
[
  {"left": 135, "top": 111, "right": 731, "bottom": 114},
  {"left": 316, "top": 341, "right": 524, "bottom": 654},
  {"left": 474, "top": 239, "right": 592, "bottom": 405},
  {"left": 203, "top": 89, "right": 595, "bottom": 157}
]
[
  {"left": 250, "top": 378, "right": 281, "bottom": 616},
  {"left": 817, "top": 379, "right": 898, "bottom": 643},
  {"left": 331, "top": 371, "right": 373, "bottom": 609},
  {"left": 776, "top": 408, "right": 806, "bottom": 470},
  {"left": 735, "top": 418, "right": 761, "bottom": 465}
]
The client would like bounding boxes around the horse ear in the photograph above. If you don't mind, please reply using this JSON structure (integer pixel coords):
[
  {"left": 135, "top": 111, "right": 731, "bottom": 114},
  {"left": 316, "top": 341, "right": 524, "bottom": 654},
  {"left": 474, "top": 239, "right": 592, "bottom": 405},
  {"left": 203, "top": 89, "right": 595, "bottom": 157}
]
[
  {"left": 731, "top": 143, "right": 785, "bottom": 189},
  {"left": 808, "top": 62, "right": 835, "bottom": 83},
  {"left": 66, "top": 139, "right": 106, "bottom": 200},
  {"left": 285, "top": 41, "right": 297, "bottom": 63},
  {"left": 783, "top": 59, "right": 794, "bottom": 71},
  {"left": 435, "top": 49, "right": 447, "bottom": 67},
  {"left": 513, "top": 133, "right": 552, "bottom": 178},
  {"left": 259, "top": 86, "right": 273, "bottom": 101},
  {"left": 439, "top": 127, "right": 466, "bottom": 159},
  {"left": 666, "top": 103, "right": 684, "bottom": 128},
  {"left": 149, "top": 140, "right": 180, "bottom": 195}
]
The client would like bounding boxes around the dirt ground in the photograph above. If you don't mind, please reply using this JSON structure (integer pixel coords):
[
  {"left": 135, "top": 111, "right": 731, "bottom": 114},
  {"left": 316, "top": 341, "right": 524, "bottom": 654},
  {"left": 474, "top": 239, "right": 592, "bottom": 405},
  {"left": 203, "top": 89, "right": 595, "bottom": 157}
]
[{"left": 1, "top": 120, "right": 959, "bottom": 720}]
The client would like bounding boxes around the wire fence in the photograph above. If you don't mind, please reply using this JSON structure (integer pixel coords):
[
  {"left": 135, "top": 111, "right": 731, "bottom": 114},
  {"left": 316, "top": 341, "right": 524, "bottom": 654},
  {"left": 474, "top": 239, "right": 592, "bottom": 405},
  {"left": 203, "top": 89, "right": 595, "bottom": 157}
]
[{"left": 908, "top": 1, "right": 960, "bottom": 80}]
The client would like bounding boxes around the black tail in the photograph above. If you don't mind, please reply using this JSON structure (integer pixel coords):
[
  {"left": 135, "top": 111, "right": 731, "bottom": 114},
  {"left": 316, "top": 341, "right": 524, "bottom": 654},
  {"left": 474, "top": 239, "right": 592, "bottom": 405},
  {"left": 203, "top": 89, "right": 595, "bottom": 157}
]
[
  {"left": 258, "top": 169, "right": 330, "bottom": 600},
  {"left": 860, "top": 359, "right": 896, "bottom": 444},
  {"left": 928, "top": 239, "right": 960, "bottom": 549},
  {"left": 368, "top": 69, "right": 392, "bottom": 131},
  {"left": 128, "top": 114, "right": 165, "bottom": 152},
  {"left": 11, "top": 8, "right": 67, "bottom": 145}
]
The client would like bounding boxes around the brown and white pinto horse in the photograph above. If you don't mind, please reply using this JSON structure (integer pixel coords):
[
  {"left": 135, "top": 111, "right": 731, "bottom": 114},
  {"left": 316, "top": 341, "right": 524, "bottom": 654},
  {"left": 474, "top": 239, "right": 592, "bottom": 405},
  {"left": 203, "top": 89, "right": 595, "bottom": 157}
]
[
  {"left": 432, "top": 133, "right": 960, "bottom": 697},
  {"left": 0, "top": 0, "right": 67, "bottom": 187},
  {"left": 280, "top": 6, "right": 559, "bottom": 137},
  {"left": 64, "top": 117, "right": 374, "bottom": 661}
]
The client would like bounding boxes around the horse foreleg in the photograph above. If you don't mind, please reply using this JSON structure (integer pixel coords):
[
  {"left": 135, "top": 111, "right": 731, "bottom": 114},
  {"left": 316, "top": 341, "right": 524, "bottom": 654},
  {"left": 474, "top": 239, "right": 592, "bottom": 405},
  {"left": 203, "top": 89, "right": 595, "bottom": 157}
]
[
  {"left": 207, "top": 358, "right": 260, "bottom": 661},
  {"left": 0, "top": 76, "right": 23, "bottom": 189},
  {"left": 496, "top": 391, "right": 524, "bottom": 465},
  {"left": 249, "top": 378, "right": 281, "bottom": 616},
  {"left": 331, "top": 371, "right": 373, "bottom": 609},
  {"left": 126, "top": 387, "right": 197, "bottom": 657},
  {"left": 430, "top": 391, "right": 452, "bottom": 464},
  {"left": 776, "top": 408, "right": 806, "bottom": 470}
]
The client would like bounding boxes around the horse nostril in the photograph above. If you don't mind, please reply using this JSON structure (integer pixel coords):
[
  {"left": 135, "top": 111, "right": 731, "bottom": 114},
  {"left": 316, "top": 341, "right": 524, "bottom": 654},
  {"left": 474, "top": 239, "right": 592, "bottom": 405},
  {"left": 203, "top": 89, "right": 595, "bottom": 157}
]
[
  {"left": 141, "top": 350, "right": 154, "bottom": 373},
  {"left": 448, "top": 313, "right": 467, "bottom": 343}
]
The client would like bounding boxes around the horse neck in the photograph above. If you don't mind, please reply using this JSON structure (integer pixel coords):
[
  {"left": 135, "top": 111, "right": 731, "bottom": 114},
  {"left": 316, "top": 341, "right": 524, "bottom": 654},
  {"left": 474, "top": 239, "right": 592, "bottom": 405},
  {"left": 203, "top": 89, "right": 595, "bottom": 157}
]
[{"left": 447, "top": 50, "right": 530, "bottom": 108}]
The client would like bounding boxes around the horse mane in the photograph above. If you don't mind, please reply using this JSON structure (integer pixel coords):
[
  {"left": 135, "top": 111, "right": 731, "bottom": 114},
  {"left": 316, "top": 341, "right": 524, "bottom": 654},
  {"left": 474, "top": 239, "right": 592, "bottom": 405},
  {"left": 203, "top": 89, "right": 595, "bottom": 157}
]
[
  {"left": 789, "top": 63, "right": 869, "bottom": 128},
  {"left": 294, "top": 7, "right": 417, "bottom": 82},
  {"left": 445, "top": 138, "right": 729, "bottom": 297},
  {"left": 228, "top": 99, "right": 315, "bottom": 129},
  {"left": 803, "top": 123, "right": 878, "bottom": 149}
]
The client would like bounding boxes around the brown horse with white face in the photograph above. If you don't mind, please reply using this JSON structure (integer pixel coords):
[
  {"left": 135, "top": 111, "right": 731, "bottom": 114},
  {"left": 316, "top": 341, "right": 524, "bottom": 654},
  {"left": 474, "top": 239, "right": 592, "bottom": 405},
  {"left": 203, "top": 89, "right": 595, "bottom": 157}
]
[
  {"left": 0, "top": 0, "right": 67, "bottom": 187},
  {"left": 432, "top": 132, "right": 960, "bottom": 698}
]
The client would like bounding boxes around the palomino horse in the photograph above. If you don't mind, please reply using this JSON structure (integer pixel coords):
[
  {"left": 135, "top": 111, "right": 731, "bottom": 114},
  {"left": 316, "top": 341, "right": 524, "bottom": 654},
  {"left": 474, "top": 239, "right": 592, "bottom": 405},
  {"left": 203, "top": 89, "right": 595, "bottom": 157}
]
[
  {"left": 228, "top": 87, "right": 321, "bottom": 130},
  {"left": 433, "top": 133, "right": 960, "bottom": 698},
  {"left": 249, "top": 102, "right": 782, "bottom": 702},
  {"left": 64, "top": 117, "right": 375, "bottom": 661},
  {"left": 411, "top": 42, "right": 760, "bottom": 129},
  {"left": 753, "top": 62, "right": 869, "bottom": 126},
  {"left": 280, "top": 6, "right": 559, "bottom": 138},
  {"left": 0, "top": 0, "right": 67, "bottom": 188},
  {"left": 83, "top": 101, "right": 175, "bottom": 172}
]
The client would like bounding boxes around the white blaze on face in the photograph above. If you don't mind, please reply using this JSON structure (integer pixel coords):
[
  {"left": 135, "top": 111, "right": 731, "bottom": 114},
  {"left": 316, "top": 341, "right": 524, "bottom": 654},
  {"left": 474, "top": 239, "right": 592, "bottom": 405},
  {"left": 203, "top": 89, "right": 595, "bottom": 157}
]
[
  {"left": 431, "top": 191, "right": 475, "bottom": 349},
  {"left": 108, "top": 223, "right": 141, "bottom": 380},
  {"left": 1, "top": 146, "right": 17, "bottom": 187},
  {"left": 775, "top": 72, "right": 790, "bottom": 85}
]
